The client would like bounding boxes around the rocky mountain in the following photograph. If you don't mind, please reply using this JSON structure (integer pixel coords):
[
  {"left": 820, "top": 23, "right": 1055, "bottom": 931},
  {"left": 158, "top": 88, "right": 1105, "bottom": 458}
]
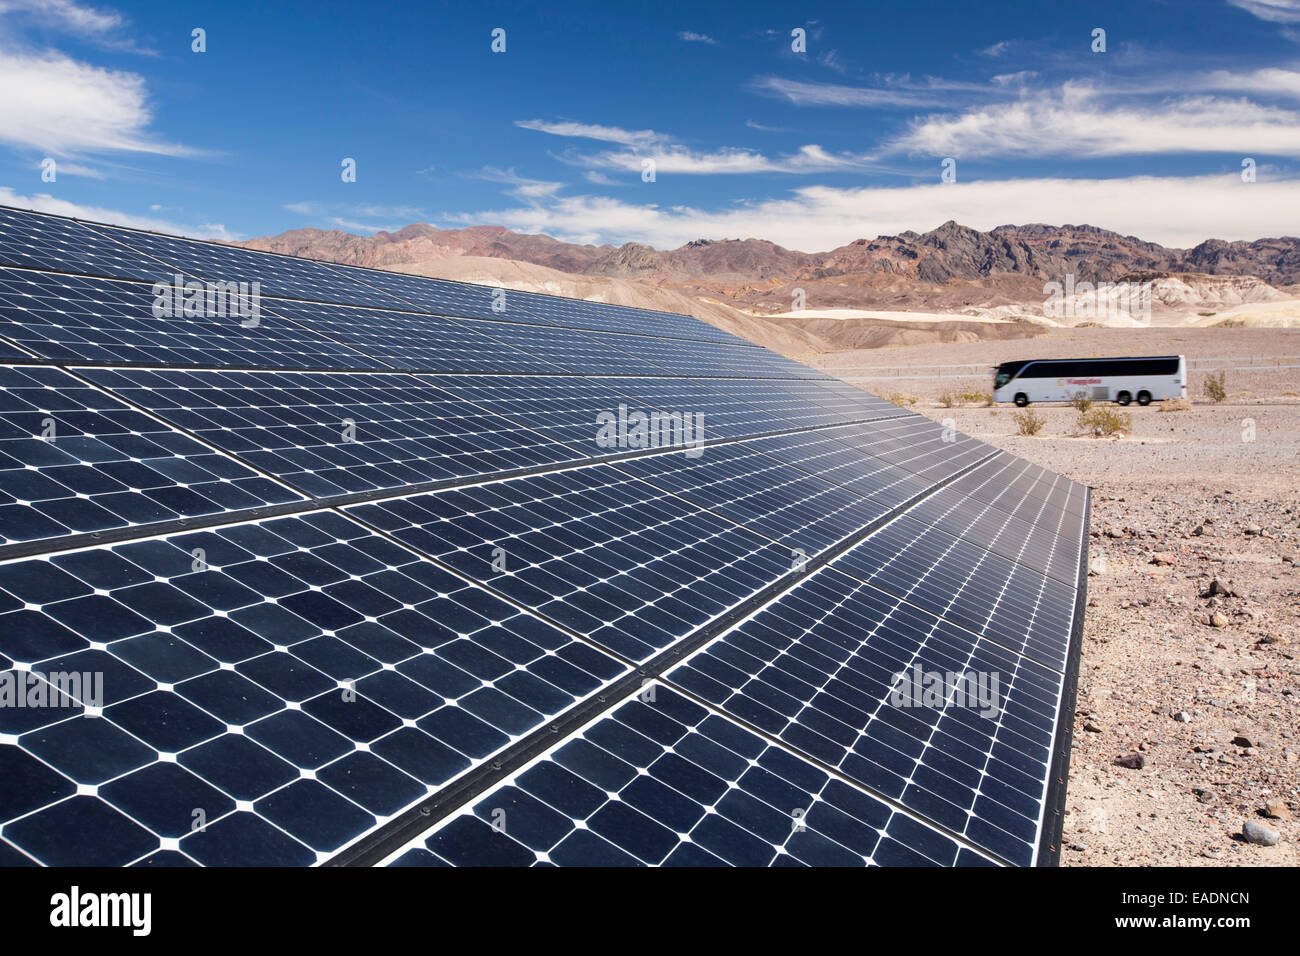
[{"left": 237, "top": 220, "right": 1300, "bottom": 350}]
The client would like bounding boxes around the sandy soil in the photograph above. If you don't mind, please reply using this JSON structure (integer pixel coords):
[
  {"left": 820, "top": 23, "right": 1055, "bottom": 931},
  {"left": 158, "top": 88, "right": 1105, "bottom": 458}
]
[{"left": 837, "top": 328, "right": 1300, "bottom": 866}]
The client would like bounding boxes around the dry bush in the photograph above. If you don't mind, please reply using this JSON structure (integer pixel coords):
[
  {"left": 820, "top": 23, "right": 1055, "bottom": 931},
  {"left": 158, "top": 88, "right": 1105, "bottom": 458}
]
[
  {"left": 1068, "top": 391, "right": 1093, "bottom": 413},
  {"left": 1080, "top": 406, "right": 1131, "bottom": 436},
  {"left": 1159, "top": 397, "right": 1191, "bottom": 412},
  {"left": 886, "top": 392, "right": 919, "bottom": 407},
  {"left": 938, "top": 391, "right": 957, "bottom": 408},
  {"left": 1203, "top": 370, "right": 1227, "bottom": 403},
  {"left": 1012, "top": 408, "right": 1046, "bottom": 436},
  {"left": 961, "top": 389, "right": 993, "bottom": 406}
]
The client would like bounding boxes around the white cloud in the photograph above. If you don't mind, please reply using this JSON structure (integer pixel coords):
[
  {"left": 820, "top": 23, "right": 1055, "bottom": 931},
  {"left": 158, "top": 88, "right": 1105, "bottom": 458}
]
[
  {"left": 0, "top": 49, "right": 188, "bottom": 154},
  {"left": 447, "top": 173, "right": 1300, "bottom": 250},
  {"left": 0, "top": 0, "right": 154, "bottom": 54},
  {"left": 0, "top": 0, "right": 121, "bottom": 35},
  {"left": 516, "top": 119, "right": 666, "bottom": 147},
  {"left": 0, "top": 187, "right": 234, "bottom": 239},
  {"left": 565, "top": 142, "right": 881, "bottom": 175},
  {"left": 283, "top": 200, "right": 425, "bottom": 233},
  {"left": 748, "top": 75, "right": 958, "bottom": 107},
  {"left": 888, "top": 85, "right": 1300, "bottom": 157},
  {"left": 977, "top": 40, "right": 1012, "bottom": 58},
  {"left": 1227, "top": 0, "right": 1300, "bottom": 23},
  {"left": 678, "top": 31, "right": 718, "bottom": 45}
]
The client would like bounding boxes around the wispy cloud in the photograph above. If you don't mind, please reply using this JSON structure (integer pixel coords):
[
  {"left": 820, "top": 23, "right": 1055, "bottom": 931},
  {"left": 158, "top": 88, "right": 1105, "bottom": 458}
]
[
  {"left": 0, "top": 49, "right": 189, "bottom": 154},
  {"left": 520, "top": 116, "right": 885, "bottom": 175},
  {"left": 678, "top": 30, "right": 718, "bottom": 45},
  {"left": 516, "top": 119, "right": 666, "bottom": 147},
  {"left": 748, "top": 75, "right": 979, "bottom": 108},
  {"left": 887, "top": 84, "right": 1300, "bottom": 157},
  {"left": 284, "top": 200, "right": 426, "bottom": 233},
  {"left": 445, "top": 173, "right": 1300, "bottom": 250},
  {"left": 0, "top": 0, "right": 155, "bottom": 54},
  {"left": 1227, "top": 0, "right": 1300, "bottom": 24},
  {"left": 0, "top": 186, "right": 233, "bottom": 238}
]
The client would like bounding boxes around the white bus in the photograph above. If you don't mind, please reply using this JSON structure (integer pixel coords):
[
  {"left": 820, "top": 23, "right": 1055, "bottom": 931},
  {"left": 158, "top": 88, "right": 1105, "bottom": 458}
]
[{"left": 992, "top": 355, "right": 1187, "bottom": 407}]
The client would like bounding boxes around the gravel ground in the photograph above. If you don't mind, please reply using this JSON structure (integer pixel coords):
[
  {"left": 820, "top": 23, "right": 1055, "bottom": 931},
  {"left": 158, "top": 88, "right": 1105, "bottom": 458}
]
[{"left": 838, "top": 329, "right": 1300, "bottom": 866}]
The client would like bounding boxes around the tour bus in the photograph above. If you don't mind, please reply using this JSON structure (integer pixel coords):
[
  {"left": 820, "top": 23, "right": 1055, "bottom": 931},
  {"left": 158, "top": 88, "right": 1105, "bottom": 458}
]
[{"left": 992, "top": 355, "right": 1187, "bottom": 406}]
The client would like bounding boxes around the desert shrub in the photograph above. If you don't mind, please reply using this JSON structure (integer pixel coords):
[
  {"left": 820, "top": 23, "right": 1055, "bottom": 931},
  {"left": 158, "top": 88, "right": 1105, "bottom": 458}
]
[
  {"left": 1068, "top": 390, "right": 1093, "bottom": 413},
  {"left": 1282, "top": 390, "right": 1299, "bottom": 398},
  {"left": 1159, "top": 397, "right": 1191, "bottom": 412},
  {"left": 1080, "top": 406, "right": 1131, "bottom": 436},
  {"left": 886, "top": 392, "right": 919, "bottom": 407},
  {"left": 1203, "top": 370, "right": 1227, "bottom": 403},
  {"left": 1074, "top": 321, "right": 1104, "bottom": 328},
  {"left": 960, "top": 389, "right": 993, "bottom": 406},
  {"left": 1214, "top": 318, "right": 1246, "bottom": 328},
  {"left": 938, "top": 391, "right": 956, "bottom": 408},
  {"left": 1012, "top": 408, "right": 1046, "bottom": 436}
]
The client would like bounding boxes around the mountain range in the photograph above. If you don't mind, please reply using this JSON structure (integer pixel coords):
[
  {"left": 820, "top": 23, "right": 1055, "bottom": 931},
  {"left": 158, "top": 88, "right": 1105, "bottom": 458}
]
[{"left": 239, "top": 221, "right": 1300, "bottom": 353}]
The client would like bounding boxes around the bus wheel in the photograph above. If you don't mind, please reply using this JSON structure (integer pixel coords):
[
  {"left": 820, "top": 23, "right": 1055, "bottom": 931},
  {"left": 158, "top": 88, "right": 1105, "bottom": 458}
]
[
  {"left": 1137, "top": 391, "right": 1152, "bottom": 406},
  {"left": 1014, "top": 393, "right": 1029, "bottom": 407},
  {"left": 1116, "top": 391, "right": 1132, "bottom": 406}
]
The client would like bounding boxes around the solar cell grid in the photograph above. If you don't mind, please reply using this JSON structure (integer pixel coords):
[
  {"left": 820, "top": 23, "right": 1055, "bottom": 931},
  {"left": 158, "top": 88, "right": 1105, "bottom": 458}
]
[
  {"left": 0, "top": 363, "right": 303, "bottom": 547},
  {"left": 591, "top": 377, "right": 847, "bottom": 437},
  {"left": 84, "top": 223, "right": 415, "bottom": 310},
  {"left": 666, "top": 566, "right": 1063, "bottom": 865},
  {"left": 77, "top": 367, "right": 581, "bottom": 498},
  {"left": 0, "top": 204, "right": 1088, "bottom": 868},
  {"left": 0, "top": 208, "right": 175, "bottom": 281},
  {"left": 344, "top": 464, "right": 796, "bottom": 663},
  {"left": 0, "top": 510, "right": 627, "bottom": 866},
  {"left": 318, "top": 264, "right": 506, "bottom": 322},
  {"left": 384, "top": 683, "right": 997, "bottom": 867},
  {"left": 247, "top": 298, "right": 564, "bottom": 374},
  {"left": 831, "top": 514, "right": 1078, "bottom": 671},
  {"left": 0, "top": 268, "right": 382, "bottom": 370},
  {"left": 614, "top": 443, "right": 891, "bottom": 556},
  {"left": 740, "top": 430, "right": 933, "bottom": 509},
  {"left": 904, "top": 478, "right": 1082, "bottom": 585}
]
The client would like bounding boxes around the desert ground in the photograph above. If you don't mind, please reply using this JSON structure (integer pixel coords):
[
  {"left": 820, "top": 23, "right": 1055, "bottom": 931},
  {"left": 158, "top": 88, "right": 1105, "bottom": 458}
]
[{"left": 832, "top": 327, "right": 1300, "bottom": 866}]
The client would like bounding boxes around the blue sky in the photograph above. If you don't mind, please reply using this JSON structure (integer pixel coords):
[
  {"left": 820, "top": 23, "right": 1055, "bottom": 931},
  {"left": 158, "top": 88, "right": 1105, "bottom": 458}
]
[{"left": 3, "top": 0, "right": 1300, "bottom": 249}]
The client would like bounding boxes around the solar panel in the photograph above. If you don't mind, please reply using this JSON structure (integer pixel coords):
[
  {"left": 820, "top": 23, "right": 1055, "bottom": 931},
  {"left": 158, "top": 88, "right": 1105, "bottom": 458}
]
[
  {"left": 76, "top": 367, "right": 583, "bottom": 498},
  {"left": 0, "top": 268, "right": 384, "bottom": 370},
  {"left": 0, "top": 511, "right": 626, "bottom": 865},
  {"left": 0, "top": 208, "right": 176, "bottom": 281},
  {"left": 383, "top": 683, "right": 997, "bottom": 866},
  {"left": 79, "top": 223, "right": 416, "bottom": 310},
  {"left": 0, "top": 364, "right": 303, "bottom": 550},
  {"left": 0, "top": 204, "right": 1088, "bottom": 868}
]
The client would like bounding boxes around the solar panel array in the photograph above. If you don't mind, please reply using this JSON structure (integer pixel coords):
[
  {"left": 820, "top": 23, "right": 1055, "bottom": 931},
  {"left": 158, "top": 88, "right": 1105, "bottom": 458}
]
[{"left": 0, "top": 205, "right": 1088, "bottom": 868}]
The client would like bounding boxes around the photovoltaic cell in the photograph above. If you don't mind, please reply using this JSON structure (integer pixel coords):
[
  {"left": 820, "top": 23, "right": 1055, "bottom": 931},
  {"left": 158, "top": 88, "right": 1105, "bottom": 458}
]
[
  {"left": 77, "top": 367, "right": 582, "bottom": 498},
  {"left": 0, "top": 269, "right": 383, "bottom": 370},
  {"left": 260, "top": 299, "right": 563, "bottom": 374},
  {"left": 614, "top": 443, "right": 890, "bottom": 556},
  {"left": 0, "top": 204, "right": 1088, "bottom": 868},
  {"left": 83, "top": 223, "right": 416, "bottom": 310},
  {"left": 0, "top": 208, "right": 175, "bottom": 281},
  {"left": 830, "top": 514, "right": 1077, "bottom": 671},
  {"left": 345, "top": 464, "right": 796, "bottom": 662},
  {"left": 384, "top": 683, "right": 997, "bottom": 867},
  {"left": 666, "top": 567, "right": 1064, "bottom": 865},
  {"left": 0, "top": 511, "right": 626, "bottom": 866},
  {"left": 0, "top": 364, "right": 303, "bottom": 546}
]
